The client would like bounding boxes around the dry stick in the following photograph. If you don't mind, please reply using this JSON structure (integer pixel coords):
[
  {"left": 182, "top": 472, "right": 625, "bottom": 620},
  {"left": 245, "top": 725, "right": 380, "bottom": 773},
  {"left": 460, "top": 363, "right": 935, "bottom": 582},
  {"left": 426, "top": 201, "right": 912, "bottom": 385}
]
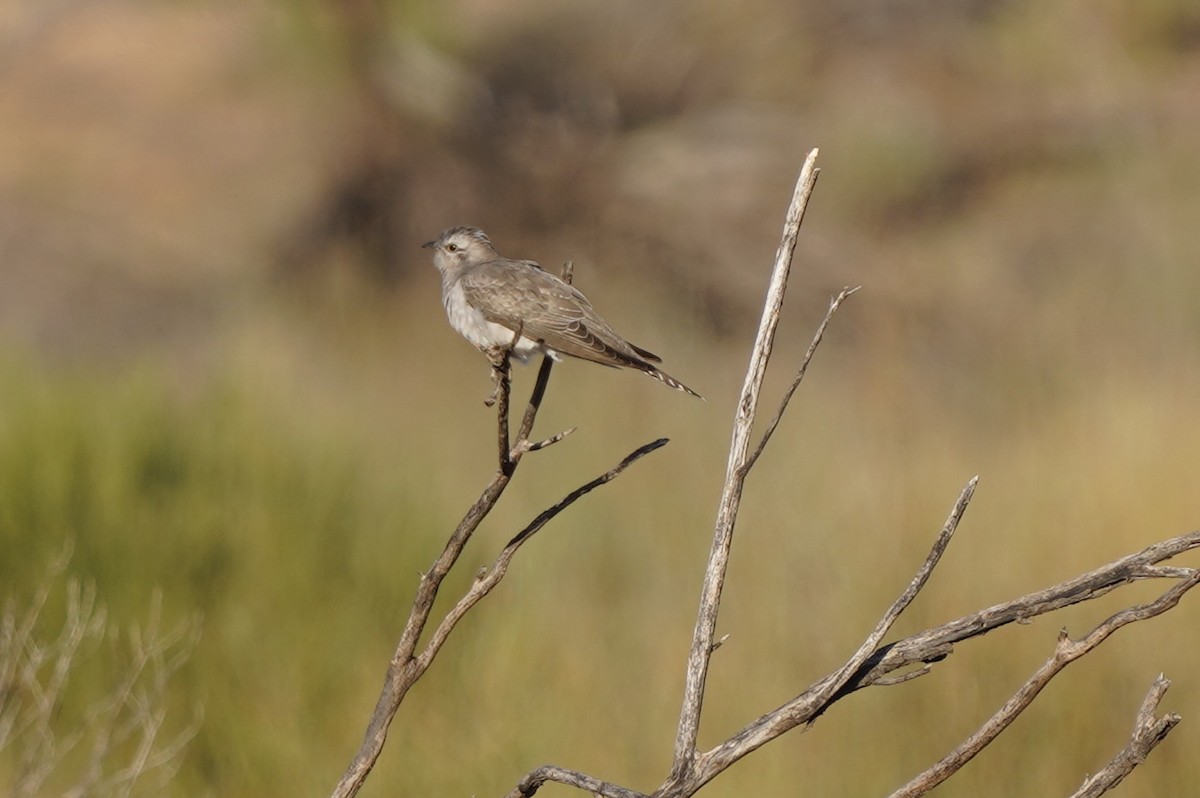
[
  {"left": 1068, "top": 675, "right": 1182, "bottom": 798},
  {"left": 496, "top": 322, "right": 525, "bottom": 475},
  {"left": 508, "top": 765, "right": 650, "bottom": 798},
  {"left": 415, "top": 437, "right": 669, "bottom": 675},
  {"left": 666, "top": 147, "right": 822, "bottom": 788},
  {"left": 332, "top": 335, "right": 556, "bottom": 798},
  {"left": 741, "top": 285, "right": 860, "bottom": 476},
  {"left": 888, "top": 571, "right": 1200, "bottom": 798},
  {"left": 685, "top": 476, "right": 978, "bottom": 790},
  {"left": 849, "top": 531, "right": 1200, "bottom": 691}
]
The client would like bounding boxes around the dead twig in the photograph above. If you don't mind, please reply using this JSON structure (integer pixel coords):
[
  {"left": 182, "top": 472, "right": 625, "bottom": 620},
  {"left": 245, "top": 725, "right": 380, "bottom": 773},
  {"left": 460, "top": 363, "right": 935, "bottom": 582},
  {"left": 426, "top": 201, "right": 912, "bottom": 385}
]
[
  {"left": 506, "top": 765, "right": 650, "bottom": 798},
  {"left": 415, "top": 438, "right": 668, "bottom": 676},
  {"left": 1068, "top": 675, "right": 1182, "bottom": 798},
  {"left": 740, "top": 284, "right": 859, "bottom": 476}
]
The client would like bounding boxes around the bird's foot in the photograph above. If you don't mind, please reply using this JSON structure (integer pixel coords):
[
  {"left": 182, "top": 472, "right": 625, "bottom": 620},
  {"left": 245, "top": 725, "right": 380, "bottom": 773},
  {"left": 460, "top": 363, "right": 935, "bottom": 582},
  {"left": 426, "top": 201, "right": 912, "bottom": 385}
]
[{"left": 484, "top": 363, "right": 504, "bottom": 406}]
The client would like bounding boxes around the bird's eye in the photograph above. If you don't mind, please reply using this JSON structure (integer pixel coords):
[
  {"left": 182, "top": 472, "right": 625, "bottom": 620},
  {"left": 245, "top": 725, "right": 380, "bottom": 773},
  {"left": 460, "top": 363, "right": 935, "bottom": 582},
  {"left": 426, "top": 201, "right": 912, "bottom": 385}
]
[{"left": 446, "top": 243, "right": 459, "bottom": 252}]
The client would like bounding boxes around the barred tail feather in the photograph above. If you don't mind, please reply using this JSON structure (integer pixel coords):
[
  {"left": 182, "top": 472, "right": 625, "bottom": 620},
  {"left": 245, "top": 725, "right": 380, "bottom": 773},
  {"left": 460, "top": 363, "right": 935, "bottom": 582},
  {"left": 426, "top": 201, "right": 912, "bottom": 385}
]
[{"left": 642, "top": 364, "right": 704, "bottom": 400}]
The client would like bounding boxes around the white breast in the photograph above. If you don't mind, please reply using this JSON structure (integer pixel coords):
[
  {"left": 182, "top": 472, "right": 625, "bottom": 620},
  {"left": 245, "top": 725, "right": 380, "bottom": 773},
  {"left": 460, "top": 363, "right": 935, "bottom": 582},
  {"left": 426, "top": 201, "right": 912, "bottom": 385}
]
[{"left": 442, "top": 281, "right": 555, "bottom": 363}]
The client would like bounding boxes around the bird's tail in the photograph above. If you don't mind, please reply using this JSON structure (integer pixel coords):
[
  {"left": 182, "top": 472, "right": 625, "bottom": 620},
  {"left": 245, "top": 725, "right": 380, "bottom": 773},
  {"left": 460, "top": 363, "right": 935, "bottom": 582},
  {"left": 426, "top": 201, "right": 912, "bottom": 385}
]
[{"left": 639, "top": 363, "right": 704, "bottom": 400}]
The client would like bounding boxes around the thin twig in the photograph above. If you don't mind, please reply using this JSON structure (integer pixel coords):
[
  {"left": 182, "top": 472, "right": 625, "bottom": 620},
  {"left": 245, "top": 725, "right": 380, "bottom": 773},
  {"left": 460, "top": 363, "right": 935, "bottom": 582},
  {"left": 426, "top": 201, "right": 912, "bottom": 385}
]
[
  {"left": 506, "top": 765, "right": 650, "bottom": 798},
  {"left": 666, "top": 147, "right": 822, "bottom": 789},
  {"left": 1068, "top": 675, "right": 1182, "bottom": 798},
  {"left": 333, "top": 337, "right": 555, "bottom": 798},
  {"left": 497, "top": 322, "right": 525, "bottom": 474},
  {"left": 512, "top": 427, "right": 577, "bottom": 457},
  {"left": 512, "top": 260, "right": 570, "bottom": 445},
  {"left": 821, "top": 477, "right": 977, "bottom": 701},
  {"left": 741, "top": 285, "right": 859, "bottom": 476},
  {"left": 415, "top": 438, "right": 668, "bottom": 673}
]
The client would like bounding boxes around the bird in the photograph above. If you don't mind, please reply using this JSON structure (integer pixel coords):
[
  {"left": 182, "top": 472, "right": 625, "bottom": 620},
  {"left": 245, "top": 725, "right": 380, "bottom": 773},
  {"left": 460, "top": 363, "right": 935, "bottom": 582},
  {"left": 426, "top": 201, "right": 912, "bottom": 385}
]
[{"left": 423, "top": 226, "right": 702, "bottom": 400}]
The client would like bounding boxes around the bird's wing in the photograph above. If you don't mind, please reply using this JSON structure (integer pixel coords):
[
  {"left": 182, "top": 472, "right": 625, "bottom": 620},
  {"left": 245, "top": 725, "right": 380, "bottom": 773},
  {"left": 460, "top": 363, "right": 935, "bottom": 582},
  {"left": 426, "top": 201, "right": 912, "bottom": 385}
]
[{"left": 460, "top": 259, "right": 658, "bottom": 367}]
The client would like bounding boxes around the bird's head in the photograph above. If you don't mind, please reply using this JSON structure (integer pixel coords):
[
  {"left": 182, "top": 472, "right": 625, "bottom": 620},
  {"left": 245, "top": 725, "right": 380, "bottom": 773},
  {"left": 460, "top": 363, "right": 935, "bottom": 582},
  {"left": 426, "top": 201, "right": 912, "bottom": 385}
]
[{"left": 422, "top": 226, "right": 498, "bottom": 273}]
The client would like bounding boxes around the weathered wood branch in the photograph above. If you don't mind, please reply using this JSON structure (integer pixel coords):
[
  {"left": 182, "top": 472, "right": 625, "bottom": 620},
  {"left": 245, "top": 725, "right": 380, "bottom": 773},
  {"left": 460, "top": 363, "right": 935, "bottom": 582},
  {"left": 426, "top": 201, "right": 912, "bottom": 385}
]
[
  {"left": 332, "top": 352, "right": 551, "bottom": 798},
  {"left": 846, "top": 531, "right": 1200, "bottom": 695},
  {"left": 506, "top": 765, "right": 650, "bottom": 798},
  {"left": 415, "top": 437, "right": 668, "bottom": 675},
  {"left": 507, "top": 528, "right": 1199, "bottom": 798},
  {"left": 1068, "top": 675, "right": 1182, "bottom": 798},
  {"left": 690, "top": 531, "right": 1200, "bottom": 794},
  {"left": 667, "top": 148, "right": 823, "bottom": 789},
  {"left": 741, "top": 284, "right": 859, "bottom": 475}
]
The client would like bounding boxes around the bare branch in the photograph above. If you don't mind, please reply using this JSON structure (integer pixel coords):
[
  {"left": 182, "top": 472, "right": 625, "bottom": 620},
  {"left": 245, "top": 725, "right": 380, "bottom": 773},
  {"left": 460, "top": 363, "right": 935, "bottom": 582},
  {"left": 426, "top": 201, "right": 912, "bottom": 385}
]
[
  {"left": 510, "top": 260, "right": 571, "bottom": 448},
  {"left": 1068, "top": 675, "right": 1182, "bottom": 798},
  {"left": 415, "top": 438, "right": 668, "bottom": 674},
  {"left": 506, "top": 764, "right": 650, "bottom": 798},
  {"left": 494, "top": 322, "right": 525, "bottom": 472},
  {"left": 333, "top": 346, "right": 555, "bottom": 797},
  {"left": 873, "top": 666, "right": 933, "bottom": 687},
  {"left": 889, "top": 572, "right": 1199, "bottom": 797},
  {"left": 667, "top": 147, "right": 822, "bottom": 788},
  {"left": 511, "top": 426, "right": 577, "bottom": 457},
  {"left": 741, "top": 285, "right": 860, "bottom": 476}
]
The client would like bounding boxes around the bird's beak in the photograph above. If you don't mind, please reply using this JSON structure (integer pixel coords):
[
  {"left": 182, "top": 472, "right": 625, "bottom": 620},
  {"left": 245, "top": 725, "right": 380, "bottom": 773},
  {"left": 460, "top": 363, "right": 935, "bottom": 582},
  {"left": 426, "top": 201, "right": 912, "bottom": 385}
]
[{"left": 421, "top": 239, "right": 437, "bottom": 249}]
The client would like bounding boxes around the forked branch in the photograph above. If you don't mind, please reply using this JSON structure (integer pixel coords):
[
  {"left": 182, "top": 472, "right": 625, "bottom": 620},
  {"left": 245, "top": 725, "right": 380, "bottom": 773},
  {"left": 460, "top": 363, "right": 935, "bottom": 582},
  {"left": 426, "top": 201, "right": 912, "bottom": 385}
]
[
  {"left": 1068, "top": 675, "right": 1182, "bottom": 798},
  {"left": 414, "top": 437, "right": 668, "bottom": 676}
]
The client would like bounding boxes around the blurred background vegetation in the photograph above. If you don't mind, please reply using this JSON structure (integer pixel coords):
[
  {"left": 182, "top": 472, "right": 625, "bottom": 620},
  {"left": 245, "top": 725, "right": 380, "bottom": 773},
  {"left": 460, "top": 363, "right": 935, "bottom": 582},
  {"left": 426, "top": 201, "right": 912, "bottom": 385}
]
[{"left": 2, "top": 0, "right": 1199, "bottom": 795}]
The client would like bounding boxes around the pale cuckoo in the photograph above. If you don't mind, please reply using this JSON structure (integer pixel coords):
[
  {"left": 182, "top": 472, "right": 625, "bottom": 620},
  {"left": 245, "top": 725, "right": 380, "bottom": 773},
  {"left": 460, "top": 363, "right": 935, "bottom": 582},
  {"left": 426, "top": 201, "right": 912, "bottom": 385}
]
[{"left": 424, "top": 226, "right": 701, "bottom": 399}]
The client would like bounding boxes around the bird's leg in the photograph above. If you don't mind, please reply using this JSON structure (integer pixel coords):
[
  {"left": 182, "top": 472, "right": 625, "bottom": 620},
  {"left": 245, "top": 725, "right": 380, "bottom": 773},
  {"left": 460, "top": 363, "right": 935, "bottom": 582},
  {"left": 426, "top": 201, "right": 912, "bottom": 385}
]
[
  {"left": 483, "top": 323, "right": 525, "bottom": 407},
  {"left": 484, "top": 351, "right": 505, "bottom": 407}
]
